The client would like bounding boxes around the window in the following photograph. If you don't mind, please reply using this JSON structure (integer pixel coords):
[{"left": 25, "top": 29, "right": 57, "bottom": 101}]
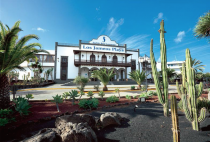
[
  {"left": 90, "top": 53, "right": 95, "bottom": 63},
  {"left": 113, "top": 55, "right": 117, "bottom": 63},
  {"left": 102, "top": 54, "right": 107, "bottom": 63},
  {"left": 131, "top": 60, "right": 136, "bottom": 72}
]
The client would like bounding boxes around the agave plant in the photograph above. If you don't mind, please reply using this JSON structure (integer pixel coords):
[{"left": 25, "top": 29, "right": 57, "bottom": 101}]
[
  {"left": 98, "top": 91, "right": 105, "bottom": 100},
  {"left": 0, "top": 21, "right": 49, "bottom": 109},
  {"left": 69, "top": 90, "right": 79, "bottom": 105},
  {"left": 52, "top": 95, "right": 63, "bottom": 112},
  {"left": 91, "top": 68, "right": 115, "bottom": 91},
  {"left": 128, "top": 70, "right": 147, "bottom": 90},
  {"left": 87, "top": 91, "right": 94, "bottom": 99},
  {"left": 62, "top": 92, "right": 70, "bottom": 102}
]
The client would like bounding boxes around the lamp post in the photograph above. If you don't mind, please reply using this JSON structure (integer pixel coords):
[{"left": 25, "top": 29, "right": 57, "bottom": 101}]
[{"left": 144, "top": 54, "right": 148, "bottom": 92}]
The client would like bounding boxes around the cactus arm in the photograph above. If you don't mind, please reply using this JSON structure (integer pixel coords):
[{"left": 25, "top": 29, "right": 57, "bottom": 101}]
[
  {"left": 182, "top": 63, "right": 186, "bottom": 88},
  {"left": 171, "top": 95, "right": 180, "bottom": 142},
  {"left": 197, "top": 82, "right": 203, "bottom": 98},
  {"left": 198, "top": 108, "right": 206, "bottom": 122},
  {"left": 182, "top": 94, "right": 193, "bottom": 122},
  {"left": 150, "top": 39, "right": 164, "bottom": 105},
  {"left": 176, "top": 81, "right": 181, "bottom": 98}
]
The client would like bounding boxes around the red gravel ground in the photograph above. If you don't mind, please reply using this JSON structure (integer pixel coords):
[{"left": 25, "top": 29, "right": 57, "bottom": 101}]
[{"left": 7, "top": 93, "right": 208, "bottom": 128}]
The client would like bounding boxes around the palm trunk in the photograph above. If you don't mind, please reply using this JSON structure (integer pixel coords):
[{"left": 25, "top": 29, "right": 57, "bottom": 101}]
[
  {"left": 138, "top": 84, "right": 141, "bottom": 90},
  {"left": 103, "top": 85, "right": 108, "bottom": 91},
  {"left": 0, "top": 74, "right": 10, "bottom": 109}
]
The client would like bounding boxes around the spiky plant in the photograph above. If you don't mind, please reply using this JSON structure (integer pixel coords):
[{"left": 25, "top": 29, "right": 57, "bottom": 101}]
[
  {"left": 62, "top": 92, "right": 70, "bottom": 102},
  {"left": 0, "top": 21, "right": 49, "bottom": 109},
  {"left": 115, "top": 88, "right": 120, "bottom": 99},
  {"left": 87, "top": 91, "right": 94, "bottom": 99},
  {"left": 98, "top": 91, "right": 105, "bottom": 100},
  {"left": 194, "top": 11, "right": 210, "bottom": 42},
  {"left": 150, "top": 20, "right": 169, "bottom": 117},
  {"left": 73, "top": 76, "right": 89, "bottom": 91},
  {"left": 181, "top": 48, "right": 207, "bottom": 131},
  {"left": 171, "top": 95, "right": 180, "bottom": 142},
  {"left": 69, "top": 90, "right": 79, "bottom": 105},
  {"left": 128, "top": 70, "right": 147, "bottom": 89},
  {"left": 52, "top": 95, "right": 63, "bottom": 112},
  {"left": 25, "top": 94, "right": 34, "bottom": 100},
  {"left": 91, "top": 68, "right": 115, "bottom": 91},
  {"left": 79, "top": 91, "right": 85, "bottom": 99}
]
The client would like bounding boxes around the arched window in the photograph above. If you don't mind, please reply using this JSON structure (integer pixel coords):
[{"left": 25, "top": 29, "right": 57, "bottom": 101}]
[
  {"left": 102, "top": 54, "right": 107, "bottom": 63},
  {"left": 90, "top": 53, "right": 95, "bottom": 63},
  {"left": 113, "top": 55, "right": 118, "bottom": 64}
]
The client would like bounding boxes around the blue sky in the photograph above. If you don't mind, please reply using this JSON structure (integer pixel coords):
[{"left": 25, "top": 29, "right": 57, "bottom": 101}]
[{"left": 1, "top": 0, "right": 210, "bottom": 72}]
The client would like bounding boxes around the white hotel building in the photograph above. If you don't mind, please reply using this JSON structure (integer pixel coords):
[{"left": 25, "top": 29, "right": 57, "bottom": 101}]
[{"left": 54, "top": 35, "right": 140, "bottom": 82}]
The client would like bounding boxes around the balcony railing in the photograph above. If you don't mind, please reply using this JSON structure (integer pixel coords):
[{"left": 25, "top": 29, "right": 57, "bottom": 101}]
[
  {"left": 29, "top": 55, "right": 55, "bottom": 63},
  {"left": 74, "top": 59, "right": 131, "bottom": 67}
]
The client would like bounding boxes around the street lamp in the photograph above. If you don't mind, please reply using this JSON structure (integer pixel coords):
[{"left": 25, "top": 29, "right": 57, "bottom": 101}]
[{"left": 144, "top": 54, "right": 148, "bottom": 92}]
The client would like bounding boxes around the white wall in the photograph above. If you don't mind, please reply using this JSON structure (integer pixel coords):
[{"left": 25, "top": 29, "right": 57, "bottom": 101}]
[
  {"left": 126, "top": 50, "right": 139, "bottom": 79},
  {"left": 56, "top": 46, "right": 79, "bottom": 79}
]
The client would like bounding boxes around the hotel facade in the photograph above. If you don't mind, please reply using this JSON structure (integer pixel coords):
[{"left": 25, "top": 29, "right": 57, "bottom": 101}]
[{"left": 54, "top": 35, "right": 140, "bottom": 82}]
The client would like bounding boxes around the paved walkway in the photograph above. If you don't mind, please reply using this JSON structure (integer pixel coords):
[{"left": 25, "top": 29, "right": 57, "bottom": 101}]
[{"left": 10, "top": 84, "right": 178, "bottom": 100}]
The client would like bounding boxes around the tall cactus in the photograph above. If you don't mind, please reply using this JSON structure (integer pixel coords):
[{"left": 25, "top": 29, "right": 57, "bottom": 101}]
[
  {"left": 150, "top": 20, "right": 169, "bottom": 116},
  {"left": 182, "top": 48, "right": 206, "bottom": 131},
  {"left": 171, "top": 95, "right": 180, "bottom": 142}
]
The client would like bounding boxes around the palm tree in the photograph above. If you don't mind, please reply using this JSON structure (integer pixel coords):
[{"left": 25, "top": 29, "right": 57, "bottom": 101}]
[
  {"left": 159, "top": 68, "right": 177, "bottom": 83},
  {"left": 194, "top": 11, "right": 210, "bottom": 42},
  {"left": 191, "top": 58, "right": 205, "bottom": 73},
  {"left": 128, "top": 70, "right": 147, "bottom": 89},
  {"left": 91, "top": 68, "right": 115, "bottom": 91},
  {"left": 0, "top": 21, "right": 49, "bottom": 109},
  {"left": 73, "top": 76, "right": 89, "bottom": 91}
]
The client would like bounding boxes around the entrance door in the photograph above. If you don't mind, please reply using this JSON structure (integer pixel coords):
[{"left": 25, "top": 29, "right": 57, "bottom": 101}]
[
  {"left": 121, "top": 70, "right": 123, "bottom": 81},
  {"left": 61, "top": 56, "right": 68, "bottom": 80}
]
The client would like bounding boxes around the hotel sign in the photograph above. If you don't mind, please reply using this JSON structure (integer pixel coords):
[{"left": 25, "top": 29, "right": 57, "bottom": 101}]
[{"left": 81, "top": 44, "right": 125, "bottom": 53}]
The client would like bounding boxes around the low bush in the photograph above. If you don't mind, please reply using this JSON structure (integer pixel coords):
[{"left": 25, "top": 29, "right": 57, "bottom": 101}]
[
  {"left": 106, "top": 95, "right": 119, "bottom": 103},
  {"left": 0, "top": 109, "right": 16, "bottom": 127},
  {"left": 139, "top": 91, "right": 153, "bottom": 99},
  {"left": 133, "top": 95, "right": 138, "bottom": 99},
  {"left": 131, "top": 86, "right": 135, "bottom": 90},
  {"left": 79, "top": 98, "right": 99, "bottom": 110},
  {"left": 13, "top": 97, "right": 31, "bottom": 116},
  {"left": 125, "top": 95, "right": 131, "bottom": 100}
]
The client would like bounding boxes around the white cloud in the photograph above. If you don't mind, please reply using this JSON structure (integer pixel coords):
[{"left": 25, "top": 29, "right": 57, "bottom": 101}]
[
  {"left": 154, "top": 13, "right": 163, "bottom": 24},
  {"left": 32, "top": 27, "right": 46, "bottom": 32},
  {"left": 107, "top": 17, "right": 124, "bottom": 38},
  {"left": 174, "top": 31, "right": 185, "bottom": 43}
]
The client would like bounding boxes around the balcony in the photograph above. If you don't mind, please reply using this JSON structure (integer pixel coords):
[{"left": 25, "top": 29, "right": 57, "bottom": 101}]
[
  {"left": 74, "top": 59, "right": 131, "bottom": 67},
  {"left": 29, "top": 55, "right": 55, "bottom": 63}
]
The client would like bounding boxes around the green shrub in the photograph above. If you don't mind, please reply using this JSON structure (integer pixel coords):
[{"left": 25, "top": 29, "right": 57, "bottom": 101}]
[
  {"left": 25, "top": 94, "right": 34, "bottom": 100},
  {"left": 106, "top": 95, "right": 119, "bottom": 103},
  {"left": 98, "top": 91, "right": 105, "bottom": 100},
  {"left": 13, "top": 97, "right": 31, "bottom": 116},
  {"left": 0, "top": 118, "right": 8, "bottom": 126},
  {"left": 78, "top": 98, "right": 99, "bottom": 110},
  {"left": 133, "top": 95, "right": 138, "bottom": 99},
  {"left": 52, "top": 94, "right": 63, "bottom": 112},
  {"left": 139, "top": 92, "right": 153, "bottom": 99},
  {"left": 87, "top": 91, "right": 94, "bottom": 99},
  {"left": 0, "top": 109, "right": 15, "bottom": 127},
  {"left": 131, "top": 86, "right": 135, "bottom": 90},
  {"left": 197, "top": 98, "right": 210, "bottom": 112},
  {"left": 126, "top": 95, "right": 131, "bottom": 100}
]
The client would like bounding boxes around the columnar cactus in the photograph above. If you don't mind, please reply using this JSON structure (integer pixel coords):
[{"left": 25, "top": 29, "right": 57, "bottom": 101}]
[
  {"left": 171, "top": 95, "right": 180, "bottom": 142},
  {"left": 150, "top": 20, "right": 169, "bottom": 116},
  {"left": 182, "top": 48, "right": 206, "bottom": 131}
]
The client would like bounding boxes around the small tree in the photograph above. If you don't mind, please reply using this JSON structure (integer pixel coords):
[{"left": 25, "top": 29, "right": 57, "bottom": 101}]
[
  {"left": 52, "top": 95, "right": 63, "bottom": 112},
  {"left": 98, "top": 91, "right": 105, "bottom": 100},
  {"left": 91, "top": 68, "right": 115, "bottom": 91},
  {"left": 45, "top": 68, "right": 53, "bottom": 82},
  {"left": 79, "top": 91, "right": 85, "bottom": 99},
  {"left": 62, "top": 92, "right": 70, "bottom": 102},
  {"left": 73, "top": 76, "right": 89, "bottom": 92},
  {"left": 128, "top": 70, "right": 147, "bottom": 90},
  {"left": 69, "top": 90, "right": 79, "bottom": 105},
  {"left": 87, "top": 91, "right": 94, "bottom": 99},
  {"left": 115, "top": 88, "right": 120, "bottom": 99},
  {"left": 25, "top": 94, "right": 34, "bottom": 100}
]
